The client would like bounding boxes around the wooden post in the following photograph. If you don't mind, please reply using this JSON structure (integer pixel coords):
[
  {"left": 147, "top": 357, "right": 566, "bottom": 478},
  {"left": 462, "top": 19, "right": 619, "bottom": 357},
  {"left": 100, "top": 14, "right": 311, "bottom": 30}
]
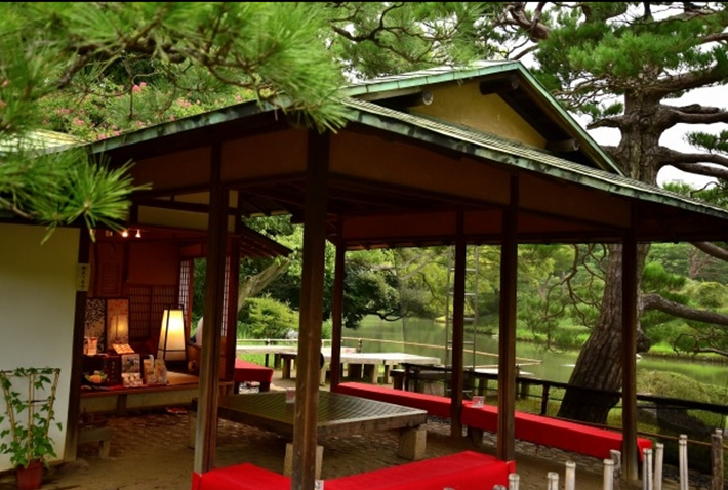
[
  {"left": 604, "top": 459, "right": 615, "bottom": 490},
  {"left": 509, "top": 473, "right": 520, "bottom": 490},
  {"left": 654, "top": 443, "right": 664, "bottom": 490},
  {"left": 547, "top": 472, "right": 559, "bottom": 490},
  {"left": 610, "top": 450, "right": 621, "bottom": 490},
  {"left": 621, "top": 231, "right": 639, "bottom": 480},
  {"left": 643, "top": 448, "right": 653, "bottom": 490},
  {"left": 496, "top": 175, "right": 518, "bottom": 462},
  {"left": 565, "top": 461, "right": 576, "bottom": 490},
  {"left": 539, "top": 382, "right": 550, "bottom": 415},
  {"left": 449, "top": 212, "right": 465, "bottom": 437},
  {"left": 329, "top": 240, "right": 345, "bottom": 389},
  {"left": 291, "top": 130, "right": 329, "bottom": 490},
  {"left": 679, "top": 435, "right": 688, "bottom": 490},
  {"left": 194, "top": 144, "right": 227, "bottom": 474},
  {"left": 712, "top": 429, "right": 724, "bottom": 490}
]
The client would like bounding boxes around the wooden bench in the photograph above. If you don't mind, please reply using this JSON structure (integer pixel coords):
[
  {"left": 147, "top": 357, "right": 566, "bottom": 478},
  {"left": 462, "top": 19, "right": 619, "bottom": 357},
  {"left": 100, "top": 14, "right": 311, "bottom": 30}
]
[
  {"left": 192, "top": 463, "right": 290, "bottom": 490},
  {"left": 234, "top": 359, "right": 274, "bottom": 393},
  {"left": 190, "top": 451, "right": 514, "bottom": 490},
  {"left": 335, "top": 381, "right": 653, "bottom": 462},
  {"left": 77, "top": 426, "right": 113, "bottom": 458},
  {"left": 326, "top": 450, "right": 515, "bottom": 490},
  {"left": 462, "top": 400, "right": 653, "bottom": 461}
]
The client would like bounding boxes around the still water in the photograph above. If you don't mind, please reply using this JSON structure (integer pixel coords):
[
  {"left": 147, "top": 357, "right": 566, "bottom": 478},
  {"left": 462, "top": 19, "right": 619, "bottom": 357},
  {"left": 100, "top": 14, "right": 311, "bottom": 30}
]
[{"left": 341, "top": 316, "right": 728, "bottom": 388}]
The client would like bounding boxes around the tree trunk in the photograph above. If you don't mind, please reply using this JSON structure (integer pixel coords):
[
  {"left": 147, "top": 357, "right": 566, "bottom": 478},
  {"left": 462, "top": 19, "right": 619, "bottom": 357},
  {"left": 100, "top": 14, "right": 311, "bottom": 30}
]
[
  {"left": 557, "top": 243, "right": 624, "bottom": 422},
  {"left": 557, "top": 89, "right": 665, "bottom": 424}
]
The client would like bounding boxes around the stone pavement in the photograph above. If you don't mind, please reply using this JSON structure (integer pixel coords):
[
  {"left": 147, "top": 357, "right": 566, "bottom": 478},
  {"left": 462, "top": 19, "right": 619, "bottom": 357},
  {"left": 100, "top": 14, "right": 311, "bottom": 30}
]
[{"left": 0, "top": 371, "right": 687, "bottom": 490}]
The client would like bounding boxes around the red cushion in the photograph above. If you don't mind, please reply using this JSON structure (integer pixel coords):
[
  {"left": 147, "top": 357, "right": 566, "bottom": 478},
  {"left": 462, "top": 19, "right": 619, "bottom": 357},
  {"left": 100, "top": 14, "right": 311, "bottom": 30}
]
[
  {"left": 460, "top": 403, "right": 498, "bottom": 432},
  {"left": 234, "top": 359, "right": 274, "bottom": 384},
  {"left": 326, "top": 451, "right": 513, "bottom": 490},
  {"left": 194, "top": 463, "right": 290, "bottom": 490},
  {"left": 333, "top": 382, "right": 451, "bottom": 418}
]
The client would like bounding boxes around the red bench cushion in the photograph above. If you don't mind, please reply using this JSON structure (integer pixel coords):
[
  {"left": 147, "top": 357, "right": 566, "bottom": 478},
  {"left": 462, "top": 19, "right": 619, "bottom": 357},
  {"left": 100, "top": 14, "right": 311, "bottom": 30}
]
[
  {"left": 333, "top": 382, "right": 451, "bottom": 418},
  {"left": 462, "top": 402, "right": 652, "bottom": 461},
  {"left": 234, "top": 359, "right": 274, "bottom": 384},
  {"left": 192, "top": 463, "right": 290, "bottom": 490},
  {"left": 326, "top": 451, "right": 514, "bottom": 490}
]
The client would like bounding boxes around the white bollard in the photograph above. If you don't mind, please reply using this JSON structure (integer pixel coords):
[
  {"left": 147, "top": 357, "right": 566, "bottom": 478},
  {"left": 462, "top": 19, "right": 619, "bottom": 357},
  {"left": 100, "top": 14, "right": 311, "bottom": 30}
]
[
  {"left": 547, "top": 472, "right": 559, "bottom": 490},
  {"left": 654, "top": 442, "right": 664, "bottom": 490},
  {"left": 610, "top": 449, "right": 621, "bottom": 490},
  {"left": 604, "top": 459, "right": 615, "bottom": 490},
  {"left": 509, "top": 473, "right": 520, "bottom": 490},
  {"left": 679, "top": 435, "right": 689, "bottom": 490},
  {"left": 643, "top": 448, "right": 653, "bottom": 490},
  {"left": 565, "top": 461, "right": 576, "bottom": 490}
]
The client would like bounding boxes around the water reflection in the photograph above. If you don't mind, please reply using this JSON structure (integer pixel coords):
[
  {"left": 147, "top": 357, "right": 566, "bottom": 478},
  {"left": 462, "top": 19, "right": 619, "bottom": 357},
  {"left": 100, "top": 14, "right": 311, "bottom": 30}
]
[{"left": 345, "top": 316, "right": 728, "bottom": 386}]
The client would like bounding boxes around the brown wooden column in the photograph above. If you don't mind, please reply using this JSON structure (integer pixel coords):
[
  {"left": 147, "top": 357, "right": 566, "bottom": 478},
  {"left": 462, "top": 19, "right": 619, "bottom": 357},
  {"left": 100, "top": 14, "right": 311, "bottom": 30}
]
[
  {"left": 330, "top": 237, "right": 345, "bottom": 389},
  {"left": 496, "top": 175, "right": 518, "bottom": 462},
  {"left": 621, "top": 230, "right": 639, "bottom": 480},
  {"left": 225, "top": 233, "right": 242, "bottom": 382},
  {"left": 449, "top": 212, "right": 465, "bottom": 437},
  {"left": 194, "top": 144, "right": 229, "bottom": 473},
  {"left": 292, "top": 130, "right": 329, "bottom": 490},
  {"left": 66, "top": 229, "right": 90, "bottom": 460}
]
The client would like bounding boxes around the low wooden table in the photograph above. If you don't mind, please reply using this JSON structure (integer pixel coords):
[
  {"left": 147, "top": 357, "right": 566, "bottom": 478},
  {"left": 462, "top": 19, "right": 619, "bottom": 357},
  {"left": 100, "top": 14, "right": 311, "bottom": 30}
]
[
  {"left": 189, "top": 391, "right": 428, "bottom": 477},
  {"left": 280, "top": 352, "right": 441, "bottom": 384}
]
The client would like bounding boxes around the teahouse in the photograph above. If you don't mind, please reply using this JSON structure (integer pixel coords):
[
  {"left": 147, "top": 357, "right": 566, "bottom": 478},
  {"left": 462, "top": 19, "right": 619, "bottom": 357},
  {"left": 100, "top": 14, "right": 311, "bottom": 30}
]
[{"left": 3, "top": 60, "right": 728, "bottom": 489}]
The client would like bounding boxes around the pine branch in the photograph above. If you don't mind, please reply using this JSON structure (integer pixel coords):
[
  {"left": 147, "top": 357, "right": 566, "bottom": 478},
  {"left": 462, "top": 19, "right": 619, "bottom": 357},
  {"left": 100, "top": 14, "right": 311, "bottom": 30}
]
[
  {"left": 690, "top": 241, "right": 728, "bottom": 261},
  {"left": 642, "top": 292, "right": 728, "bottom": 326},
  {"left": 656, "top": 146, "right": 728, "bottom": 178},
  {"left": 665, "top": 105, "right": 728, "bottom": 125}
]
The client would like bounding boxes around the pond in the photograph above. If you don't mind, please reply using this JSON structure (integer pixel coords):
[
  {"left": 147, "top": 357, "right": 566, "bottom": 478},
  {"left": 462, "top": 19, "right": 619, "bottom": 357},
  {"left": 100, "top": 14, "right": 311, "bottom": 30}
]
[{"left": 342, "top": 316, "right": 728, "bottom": 388}]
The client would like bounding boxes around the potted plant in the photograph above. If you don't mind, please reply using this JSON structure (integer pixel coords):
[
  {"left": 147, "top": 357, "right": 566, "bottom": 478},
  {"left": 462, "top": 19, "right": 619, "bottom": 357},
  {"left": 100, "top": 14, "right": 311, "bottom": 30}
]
[{"left": 0, "top": 367, "right": 62, "bottom": 490}]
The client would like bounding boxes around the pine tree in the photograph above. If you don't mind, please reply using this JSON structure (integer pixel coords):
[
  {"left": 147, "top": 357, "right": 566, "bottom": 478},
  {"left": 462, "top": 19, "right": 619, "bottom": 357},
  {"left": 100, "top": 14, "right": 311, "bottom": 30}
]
[{"left": 490, "top": 2, "right": 728, "bottom": 423}]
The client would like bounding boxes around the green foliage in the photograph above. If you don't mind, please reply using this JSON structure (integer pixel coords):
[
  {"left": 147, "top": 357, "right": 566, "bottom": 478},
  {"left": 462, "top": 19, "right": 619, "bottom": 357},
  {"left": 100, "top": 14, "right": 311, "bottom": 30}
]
[
  {"left": 641, "top": 261, "right": 686, "bottom": 293},
  {"left": 239, "top": 295, "right": 298, "bottom": 339},
  {"left": 0, "top": 368, "right": 62, "bottom": 468},
  {"left": 690, "top": 281, "right": 728, "bottom": 309}
]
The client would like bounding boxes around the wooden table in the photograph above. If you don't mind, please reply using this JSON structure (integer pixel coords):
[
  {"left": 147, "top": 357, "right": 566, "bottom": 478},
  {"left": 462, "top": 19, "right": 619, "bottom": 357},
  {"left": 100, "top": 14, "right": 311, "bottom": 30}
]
[
  {"left": 189, "top": 391, "right": 428, "bottom": 477},
  {"left": 280, "top": 352, "right": 441, "bottom": 384}
]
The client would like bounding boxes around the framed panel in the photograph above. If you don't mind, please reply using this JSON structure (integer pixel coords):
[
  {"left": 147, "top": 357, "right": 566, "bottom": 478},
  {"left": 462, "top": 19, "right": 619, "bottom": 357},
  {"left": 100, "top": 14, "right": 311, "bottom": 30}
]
[
  {"left": 106, "top": 298, "right": 130, "bottom": 345},
  {"left": 84, "top": 298, "right": 106, "bottom": 353}
]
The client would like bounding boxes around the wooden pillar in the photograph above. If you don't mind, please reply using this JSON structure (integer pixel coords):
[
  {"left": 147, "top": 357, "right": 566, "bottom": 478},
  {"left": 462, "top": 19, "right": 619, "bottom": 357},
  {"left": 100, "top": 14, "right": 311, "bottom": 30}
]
[
  {"left": 449, "top": 212, "right": 465, "bottom": 437},
  {"left": 497, "top": 175, "right": 518, "bottom": 462},
  {"left": 224, "top": 233, "right": 242, "bottom": 382},
  {"left": 621, "top": 231, "right": 639, "bottom": 480},
  {"left": 330, "top": 238, "right": 345, "bottom": 389},
  {"left": 292, "top": 130, "right": 329, "bottom": 490},
  {"left": 65, "top": 229, "right": 90, "bottom": 460},
  {"left": 194, "top": 144, "right": 228, "bottom": 473}
]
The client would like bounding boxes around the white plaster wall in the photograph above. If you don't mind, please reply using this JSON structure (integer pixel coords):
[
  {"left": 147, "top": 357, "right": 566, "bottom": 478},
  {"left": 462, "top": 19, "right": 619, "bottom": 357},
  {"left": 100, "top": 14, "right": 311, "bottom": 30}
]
[{"left": 0, "top": 223, "right": 79, "bottom": 471}]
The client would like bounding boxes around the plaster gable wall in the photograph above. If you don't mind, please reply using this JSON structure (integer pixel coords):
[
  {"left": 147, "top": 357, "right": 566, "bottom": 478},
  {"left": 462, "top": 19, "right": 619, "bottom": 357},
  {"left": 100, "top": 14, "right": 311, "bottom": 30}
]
[
  {"left": 0, "top": 223, "right": 79, "bottom": 471},
  {"left": 410, "top": 81, "right": 547, "bottom": 148}
]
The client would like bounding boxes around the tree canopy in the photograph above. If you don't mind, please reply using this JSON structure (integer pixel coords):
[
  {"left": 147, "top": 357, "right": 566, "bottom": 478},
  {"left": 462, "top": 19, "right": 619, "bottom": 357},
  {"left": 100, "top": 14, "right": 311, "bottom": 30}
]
[{"left": 5, "top": 2, "right": 728, "bottom": 425}]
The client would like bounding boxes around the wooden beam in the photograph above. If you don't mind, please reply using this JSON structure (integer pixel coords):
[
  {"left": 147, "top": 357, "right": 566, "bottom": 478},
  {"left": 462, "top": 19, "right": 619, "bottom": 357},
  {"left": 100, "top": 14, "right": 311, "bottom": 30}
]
[
  {"left": 497, "top": 175, "right": 519, "bottom": 462},
  {"left": 479, "top": 74, "right": 520, "bottom": 95},
  {"left": 65, "top": 230, "right": 91, "bottom": 460},
  {"left": 546, "top": 138, "right": 580, "bottom": 153},
  {"left": 621, "top": 229, "right": 639, "bottom": 480},
  {"left": 194, "top": 144, "right": 228, "bottom": 473},
  {"left": 292, "top": 130, "right": 330, "bottom": 490}
]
